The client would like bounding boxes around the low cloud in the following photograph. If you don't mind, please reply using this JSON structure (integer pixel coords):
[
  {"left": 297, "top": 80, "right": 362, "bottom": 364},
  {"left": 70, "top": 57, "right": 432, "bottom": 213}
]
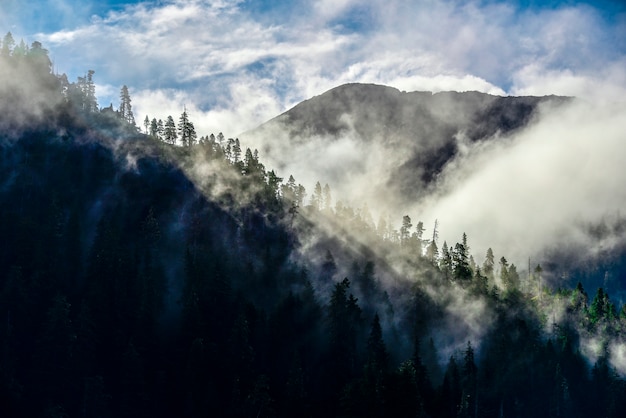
[{"left": 417, "top": 99, "right": 626, "bottom": 266}]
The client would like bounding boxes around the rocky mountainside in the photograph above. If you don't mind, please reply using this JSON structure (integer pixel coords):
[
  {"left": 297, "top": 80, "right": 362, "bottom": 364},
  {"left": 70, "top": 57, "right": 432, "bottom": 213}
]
[{"left": 243, "top": 83, "right": 570, "bottom": 206}]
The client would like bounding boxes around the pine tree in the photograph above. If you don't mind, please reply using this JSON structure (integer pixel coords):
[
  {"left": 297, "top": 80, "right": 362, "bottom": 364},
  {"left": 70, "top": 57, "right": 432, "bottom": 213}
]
[
  {"left": 27, "top": 41, "right": 53, "bottom": 78},
  {"left": 1, "top": 32, "right": 15, "bottom": 56},
  {"left": 440, "top": 242, "right": 452, "bottom": 280},
  {"left": 349, "top": 313, "right": 388, "bottom": 418},
  {"left": 452, "top": 237, "right": 472, "bottom": 282},
  {"left": 178, "top": 108, "right": 190, "bottom": 146},
  {"left": 499, "top": 257, "right": 509, "bottom": 288},
  {"left": 295, "top": 184, "right": 306, "bottom": 208},
  {"left": 13, "top": 39, "right": 27, "bottom": 57},
  {"left": 366, "top": 313, "right": 388, "bottom": 371},
  {"left": 119, "top": 85, "right": 135, "bottom": 126},
  {"left": 157, "top": 119, "right": 164, "bottom": 140},
  {"left": 312, "top": 181, "right": 323, "bottom": 210},
  {"left": 327, "top": 278, "right": 362, "bottom": 389},
  {"left": 178, "top": 109, "right": 197, "bottom": 147},
  {"left": 472, "top": 266, "right": 488, "bottom": 295},
  {"left": 149, "top": 118, "right": 158, "bottom": 138},
  {"left": 426, "top": 220, "right": 439, "bottom": 263},
  {"left": 413, "top": 221, "right": 426, "bottom": 254},
  {"left": 507, "top": 263, "right": 520, "bottom": 292},
  {"left": 483, "top": 248, "right": 495, "bottom": 282},
  {"left": 461, "top": 341, "right": 478, "bottom": 417},
  {"left": 85, "top": 70, "right": 97, "bottom": 112},
  {"left": 232, "top": 138, "right": 241, "bottom": 163},
  {"left": 187, "top": 122, "right": 197, "bottom": 147},
  {"left": 441, "top": 356, "right": 462, "bottom": 418},
  {"left": 400, "top": 215, "right": 413, "bottom": 246},
  {"left": 589, "top": 288, "right": 616, "bottom": 325},
  {"left": 164, "top": 116, "right": 177, "bottom": 145}
]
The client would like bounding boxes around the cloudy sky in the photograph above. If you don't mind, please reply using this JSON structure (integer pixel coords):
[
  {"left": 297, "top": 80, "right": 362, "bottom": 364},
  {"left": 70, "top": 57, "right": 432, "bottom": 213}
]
[{"left": 2, "top": 0, "right": 625, "bottom": 136}]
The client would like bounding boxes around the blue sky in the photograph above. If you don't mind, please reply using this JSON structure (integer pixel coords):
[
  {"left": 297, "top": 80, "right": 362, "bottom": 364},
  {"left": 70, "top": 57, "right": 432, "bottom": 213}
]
[{"left": 2, "top": 0, "right": 626, "bottom": 135}]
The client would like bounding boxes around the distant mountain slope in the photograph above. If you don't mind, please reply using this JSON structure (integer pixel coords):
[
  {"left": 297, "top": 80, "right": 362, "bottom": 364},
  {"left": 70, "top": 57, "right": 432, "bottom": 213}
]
[
  {"left": 262, "top": 83, "right": 557, "bottom": 143},
  {"left": 243, "top": 83, "right": 570, "bottom": 206}
]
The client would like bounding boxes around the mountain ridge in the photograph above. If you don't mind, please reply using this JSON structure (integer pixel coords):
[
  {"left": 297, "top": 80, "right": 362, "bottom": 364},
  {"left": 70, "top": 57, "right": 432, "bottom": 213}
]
[
  {"left": 242, "top": 82, "right": 572, "bottom": 208},
  {"left": 250, "top": 83, "right": 570, "bottom": 141}
]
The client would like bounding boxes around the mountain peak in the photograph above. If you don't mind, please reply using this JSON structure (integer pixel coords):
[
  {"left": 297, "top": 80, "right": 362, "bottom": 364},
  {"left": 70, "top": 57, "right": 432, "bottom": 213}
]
[{"left": 243, "top": 83, "right": 571, "bottom": 211}]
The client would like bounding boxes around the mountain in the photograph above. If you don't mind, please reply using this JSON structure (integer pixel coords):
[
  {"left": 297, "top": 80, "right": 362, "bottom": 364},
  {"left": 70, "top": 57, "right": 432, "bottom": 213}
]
[
  {"left": 3, "top": 39, "right": 626, "bottom": 418},
  {"left": 243, "top": 83, "right": 570, "bottom": 205},
  {"left": 243, "top": 84, "right": 626, "bottom": 297}
]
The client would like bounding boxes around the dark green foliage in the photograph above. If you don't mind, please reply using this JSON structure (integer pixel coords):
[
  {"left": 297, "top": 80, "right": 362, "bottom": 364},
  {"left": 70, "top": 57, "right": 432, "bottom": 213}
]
[
  {"left": 452, "top": 241, "right": 472, "bottom": 282},
  {"left": 178, "top": 109, "right": 196, "bottom": 147},
  {"left": 589, "top": 287, "right": 617, "bottom": 326}
]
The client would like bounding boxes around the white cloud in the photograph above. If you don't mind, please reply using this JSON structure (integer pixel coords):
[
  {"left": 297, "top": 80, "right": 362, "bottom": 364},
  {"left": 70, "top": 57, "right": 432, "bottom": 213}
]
[
  {"left": 314, "top": 0, "right": 357, "bottom": 20},
  {"left": 511, "top": 61, "right": 626, "bottom": 102},
  {"left": 30, "top": 0, "right": 626, "bottom": 136},
  {"left": 416, "top": 99, "right": 626, "bottom": 266},
  {"left": 132, "top": 75, "right": 284, "bottom": 140}
]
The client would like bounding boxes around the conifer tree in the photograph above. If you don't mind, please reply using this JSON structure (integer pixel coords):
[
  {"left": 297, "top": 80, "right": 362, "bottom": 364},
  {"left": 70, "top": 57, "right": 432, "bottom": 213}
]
[
  {"left": 483, "top": 248, "right": 495, "bottom": 282},
  {"left": 85, "top": 70, "right": 97, "bottom": 112},
  {"left": 366, "top": 313, "right": 388, "bottom": 371},
  {"left": 1, "top": 32, "right": 15, "bottom": 56},
  {"left": 452, "top": 235, "right": 472, "bottom": 281},
  {"left": 426, "top": 220, "right": 440, "bottom": 263},
  {"left": 177, "top": 108, "right": 198, "bottom": 147},
  {"left": 440, "top": 242, "right": 452, "bottom": 280},
  {"left": 13, "top": 39, "right": 27, "bottom": 57},
  {"left": 27, "top": 41, "right": 53, "bottom": 78},
  {"left": 461, "top": 341, "right": 477, "bottom": 417},
  {"left": 295, "top": 184, "right": 306, "bottom": 207},
  {"left": 157, "top": 119, "right": 164, "bottom": 140},
  {"left": 149, "top": 118, "right": 158, "bottom": 138},
  {"left": 400, "top": 215, "right": 412, "bottom": 246},
  {"left": 164, "top": 115, "right": 177, "bottom": 145},
  {"left": 507, "top": 263, "right": 520, "bottom": 291},
  {"left": 119, "top": 85, "right": 135, "bottom": 126},
  {"left": 327, "top": 278, "right": 362, "bottom": 388},
  {"left": 426, "top": 240, "right": 438, "bottom": 263},
  {"left": 499, "top": 256, "right": 509, "bottom": 288},
  {"left": 232, "top": 138, "right": 242, "bottom": 163},
  {"left": 413, "top": 221, "right": 426, "bottom": 254},
  {"left": 312, "top": 181, "right": 323, "bottom": 210}
]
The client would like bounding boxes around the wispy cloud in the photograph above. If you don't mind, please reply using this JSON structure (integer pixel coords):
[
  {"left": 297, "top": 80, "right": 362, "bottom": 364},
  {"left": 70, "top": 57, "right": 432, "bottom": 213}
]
[{"left": 24, "top": 0, "right": 622, "bottom": 136}]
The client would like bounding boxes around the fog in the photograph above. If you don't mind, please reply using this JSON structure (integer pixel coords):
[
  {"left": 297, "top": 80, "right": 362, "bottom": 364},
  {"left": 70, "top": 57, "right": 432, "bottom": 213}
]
[
  {"left": 418, "top": 99, "right": 626, "bottom": 266},
  {"left": 0, "top": 50, "right": 65, "bottom": 135},
  {"left": 242, "top": 92, "right": 626, "bottom": 277}
]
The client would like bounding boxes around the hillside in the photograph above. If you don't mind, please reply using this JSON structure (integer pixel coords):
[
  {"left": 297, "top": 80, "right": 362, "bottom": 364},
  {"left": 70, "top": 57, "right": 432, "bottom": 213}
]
[{"left": 2, "top": 39, "right": 626, "bottom": 418}]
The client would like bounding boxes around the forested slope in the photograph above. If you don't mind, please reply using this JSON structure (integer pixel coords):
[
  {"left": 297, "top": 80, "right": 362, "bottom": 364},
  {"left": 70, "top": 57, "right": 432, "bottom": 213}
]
[{"left": 1, "top": 35, "right": 626, "bottom": 418}]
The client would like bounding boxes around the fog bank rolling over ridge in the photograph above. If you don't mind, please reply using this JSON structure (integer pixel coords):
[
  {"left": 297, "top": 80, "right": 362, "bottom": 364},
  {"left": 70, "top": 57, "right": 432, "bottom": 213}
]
[{"left": 242, "top": 83, "right": 626, "bottom": 278}]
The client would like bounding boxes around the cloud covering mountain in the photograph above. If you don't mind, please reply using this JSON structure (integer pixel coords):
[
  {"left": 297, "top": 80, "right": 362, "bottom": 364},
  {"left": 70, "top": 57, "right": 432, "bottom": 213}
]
[
  {"left": 243, "top": 82, "right": 626, "bottom": 287},
  {"left": 243, "top": 83, "right": 567, "bottom": 205}
]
